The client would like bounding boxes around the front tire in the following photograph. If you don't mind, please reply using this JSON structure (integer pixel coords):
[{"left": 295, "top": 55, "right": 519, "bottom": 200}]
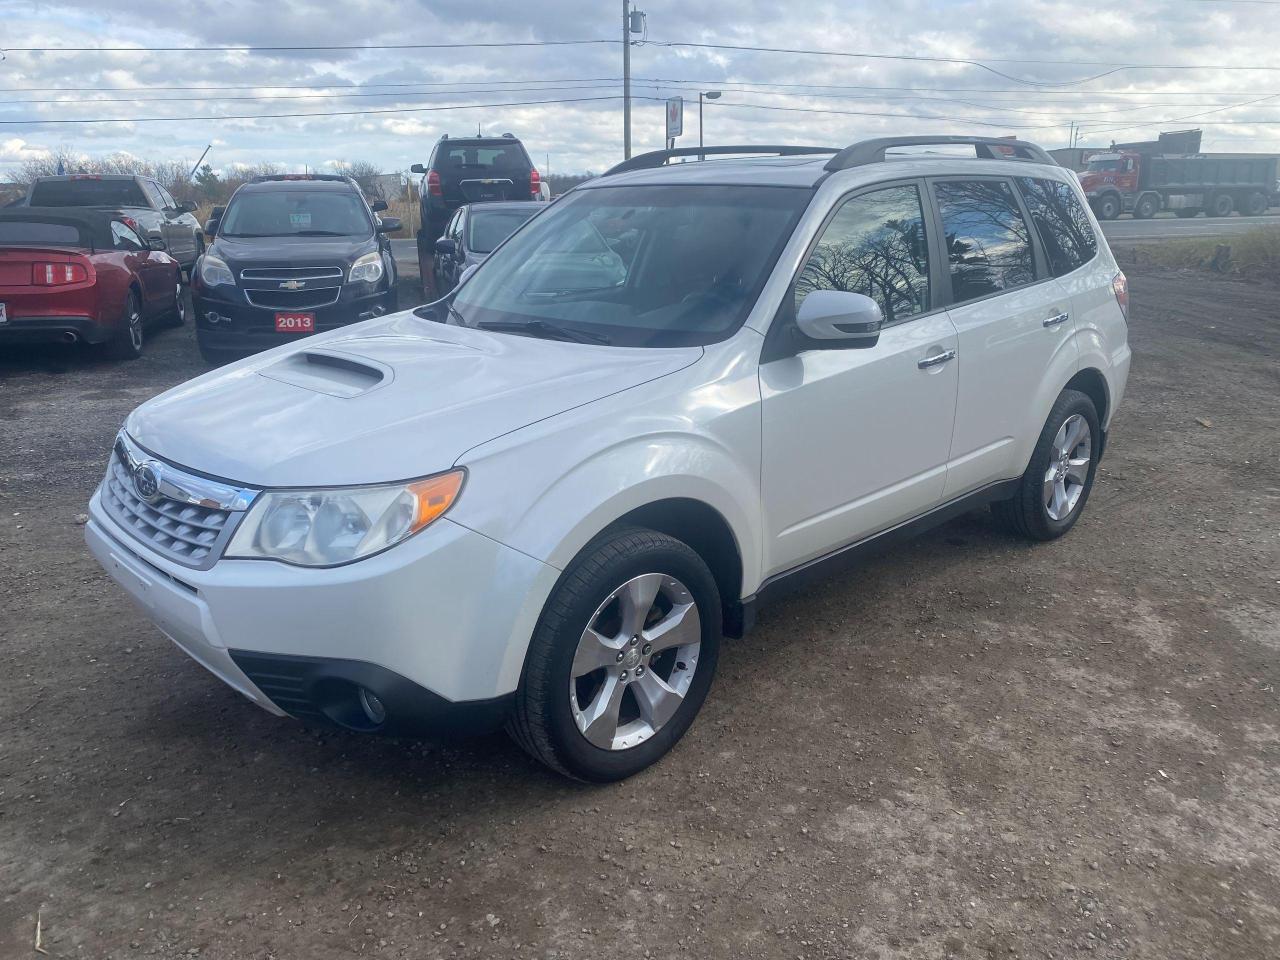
[
  {"left": 508, "top": 527, "right": 722, "bottom": 782},
  {"left": 161, "top": 280, "right": 186, "bottom": 328},
  {"left": 992, "top": 389, "right": 1101, "bottom": 541},
  {"left": 1207, "top": 192, "right": 1234, "bottom": 218},
  {"left": 1242, "top": 192, "right": 1268, "bottom": 217},
  {"left": 1095, "top": 194, "right": 1121, "bottom": 221}
]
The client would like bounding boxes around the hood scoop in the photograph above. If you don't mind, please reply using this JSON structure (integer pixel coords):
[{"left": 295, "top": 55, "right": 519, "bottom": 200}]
[{"left": 256, "top": 349, "right": 391, "bottom": 398}]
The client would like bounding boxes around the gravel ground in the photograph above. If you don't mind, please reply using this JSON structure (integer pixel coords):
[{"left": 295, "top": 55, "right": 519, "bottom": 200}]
[{"left": 1, "top": 260, "right": 1277, "bottom": 959}]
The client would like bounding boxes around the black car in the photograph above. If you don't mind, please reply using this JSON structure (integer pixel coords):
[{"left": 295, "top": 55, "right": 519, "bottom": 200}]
[
  {"left": 192, "top": 175, "right": 399, "bottom": 364},
  {"left": 432, "top": 201, "right": 543, "bottom": 294},
  {"left": 410, "top": 134, "right": 541, "bottom": 255}
]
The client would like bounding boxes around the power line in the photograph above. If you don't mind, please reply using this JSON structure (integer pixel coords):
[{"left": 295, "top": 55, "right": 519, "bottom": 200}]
[
  {"left": 0, "top": 39, "right": 616, "bottom": 53},
  {"left": 644, "top": 40, "right": 1280, "bottom": 85}
]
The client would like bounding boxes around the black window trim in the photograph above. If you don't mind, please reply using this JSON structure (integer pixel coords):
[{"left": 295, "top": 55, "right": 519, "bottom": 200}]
[
  {"left": 925, "top": 173, "right": 1052, "bottom": 311},
  {"left": 1011, "top": 174, "right": 1101, "bottom": 279},
  {"left": 761, "top": 176, "right": 947, "bottom": 363}
]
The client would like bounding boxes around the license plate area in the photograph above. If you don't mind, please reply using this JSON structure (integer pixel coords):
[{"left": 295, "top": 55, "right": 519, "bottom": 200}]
[{"left": 275, "top": 312, "right": 315, "bottom": 333}]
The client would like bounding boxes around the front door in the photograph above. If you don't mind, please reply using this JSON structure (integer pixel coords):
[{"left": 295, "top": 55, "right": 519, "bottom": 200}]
[{"left": 760, "top": 182, "right": 959, "bottom": 578}]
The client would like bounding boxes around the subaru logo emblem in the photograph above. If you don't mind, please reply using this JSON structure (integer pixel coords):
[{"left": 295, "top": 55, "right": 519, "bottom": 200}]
[
  {"left": 279, "top": 280, "right": 305, "bottom": 290},
  {"left": 132, "top": 462, "right": 161, "bottom": 503}
]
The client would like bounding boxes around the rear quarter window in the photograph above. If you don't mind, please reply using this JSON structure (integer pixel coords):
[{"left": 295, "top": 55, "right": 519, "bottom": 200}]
[
  {"left": 0, "top": 221, "right": 82, "bottom": 245},
  {"left": 1016, "top": 177, "right": 1098, "bottom": 277}
]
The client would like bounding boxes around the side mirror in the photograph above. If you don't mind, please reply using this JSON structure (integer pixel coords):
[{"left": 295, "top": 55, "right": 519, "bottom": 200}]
[
  {"left": 148, "top": 237, "right": 167, "bottom": 251},
  {"left": 794, "top": 290, "right": 883, "bottom": 345},
  {"left": 369, "top": 199, "right": 388, "bottom": 213},
  {"left": 203, "top": 218, "right": 220, "bottom": 237},
  {"left": 376, "top": 216, "right": 402, "bottom": 233},
  {"left": 435, "top": 237, "right": 457, "bottom": 257},
  {"left": 410, "top": 163, "right": 426, "bottom": 174},
  {"left": 177, "top": 200, "right": 198, "bottom": 213},
  {"left": 458, "top": 263, "right": 479, "bottom": 286}
]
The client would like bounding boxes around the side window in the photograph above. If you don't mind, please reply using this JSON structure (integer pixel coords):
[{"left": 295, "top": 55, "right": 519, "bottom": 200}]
[
  {"left": 446, "top": 210, "right": 462, "bottom": 239},
  {"left": 1016, "top": 177, "right": 1097, "bottom": 277},
  {"left": 794, "top": 184, "right": 931, "bottom": 324},
  {"left": 140, "top": 180, "right": 166, "bottom": 209},
  {"left": 111, "top": 220, "right": 145, "bottom": 250},
  {"left": 157, "top": 184, "right": 177, "bottom": 210},
  {"left": 934, "top": 180, "right": 1035, "bottom": 303}
]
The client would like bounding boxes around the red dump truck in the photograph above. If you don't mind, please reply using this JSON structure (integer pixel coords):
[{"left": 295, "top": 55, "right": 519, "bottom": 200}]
[{"left": 1079, "top": 149, "right": 1280, "bottom": 221}]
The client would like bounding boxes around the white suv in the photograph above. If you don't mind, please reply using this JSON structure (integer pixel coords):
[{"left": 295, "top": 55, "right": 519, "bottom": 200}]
[{"left": 87, "top": 136, "right": 1130, "bottom": 781}]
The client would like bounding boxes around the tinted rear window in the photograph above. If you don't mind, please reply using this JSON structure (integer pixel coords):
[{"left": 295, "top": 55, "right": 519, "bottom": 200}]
[
  {"left": 467, "top": 208, "right": 539, "bottom": 254},
  {"left": 934, "top": 180, "right": 1036, "bottom": 303},
  {"left": 0, "top": 221, "right": 83, "bottom": 245},
  {"left": 1016, "top": 177, "right": 1097, "bottom": 277},
  {"left": 436, "top": 143, "right": 528, "bottom": 173},
  {"left": 30, "top": 179, "right": 148, "bottom": 207}
]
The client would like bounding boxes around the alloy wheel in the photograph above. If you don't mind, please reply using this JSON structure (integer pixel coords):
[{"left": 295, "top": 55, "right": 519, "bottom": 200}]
[
  {"left": 127, "top": 302, "right": 143, "bottom": 352},
  {"left": 1043, "top": 414, "right": 1091, "bottom": 521},
  {"left": 569, "top": 573, "right": 702, "bottom": 751},
  {"left": 174, "top": 283, "right": 186, "bottom": 322}
]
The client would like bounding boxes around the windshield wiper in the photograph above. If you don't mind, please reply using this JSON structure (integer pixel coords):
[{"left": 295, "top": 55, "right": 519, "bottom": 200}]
[{"left": 477, "top": 319, "right": 611, "bottom": 345}]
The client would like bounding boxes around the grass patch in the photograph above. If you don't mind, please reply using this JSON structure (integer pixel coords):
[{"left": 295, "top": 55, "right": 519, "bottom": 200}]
[{"left": 1127, "top": 226, "right": 1280, "bottom": 283}]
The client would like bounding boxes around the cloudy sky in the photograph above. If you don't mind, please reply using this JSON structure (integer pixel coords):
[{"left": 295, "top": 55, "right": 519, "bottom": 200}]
[{"left": 1, "top": 0, "right": 1277, "bottom": 179}]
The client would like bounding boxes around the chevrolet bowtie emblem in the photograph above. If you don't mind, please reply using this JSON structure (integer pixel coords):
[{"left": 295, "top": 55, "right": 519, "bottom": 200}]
[{"left": 279, "top": 280, "right": 306, "bottom": 290}]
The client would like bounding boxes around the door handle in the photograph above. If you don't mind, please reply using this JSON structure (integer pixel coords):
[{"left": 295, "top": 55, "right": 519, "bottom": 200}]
[
  {"left": 917, "top": 349, "right": 957, "bottom": 369},
  {"left": 1043, "top": 311, "right": 1070, "bottom": 328}
]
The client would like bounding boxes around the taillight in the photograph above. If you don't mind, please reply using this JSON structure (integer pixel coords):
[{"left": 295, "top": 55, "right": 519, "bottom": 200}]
[
  {"left": 32, "top": 262, "right": 89, "bottom": 286},
  {"left": 530, "top": 167, "right": 541, "bottom": 198},
  {"left": 426, "top": 170, "right": 442, "bottom": 196},
  {"left": 1111, "top": 270, "right": 1129, "bottom": 320}
]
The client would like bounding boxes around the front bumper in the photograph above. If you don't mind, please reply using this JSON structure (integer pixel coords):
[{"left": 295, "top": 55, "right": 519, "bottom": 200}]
[
  {"left": 192, "top": 284, "right": 397, "bottom": 354},
  {"left": 86, "top": 488, "right": 559, "bottom": 734}
]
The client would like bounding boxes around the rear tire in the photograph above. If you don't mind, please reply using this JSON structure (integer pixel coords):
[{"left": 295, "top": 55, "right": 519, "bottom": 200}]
[
  {"left": 105, "top": 291, "right": 144, "bottom": 360},
  {"left": 1207, "top": 192, "right": 1234, "bottom": 218},
  {"left": 991, "top": 390, "right": 1101, "bottom": 541},
  {"left": 508, "top": 527, "right": 721, "bottom": 782},
  {"left": 161, "top": 280, "right": 186, "bottom": 328},
  {"left": 1242, "top": 192, "right": 1268, "bottom": 217}
]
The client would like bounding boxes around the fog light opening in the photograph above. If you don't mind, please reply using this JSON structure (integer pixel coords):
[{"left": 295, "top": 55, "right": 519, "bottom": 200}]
[{"left": 358, "top": 687, "right": 387, "bottom": 725}]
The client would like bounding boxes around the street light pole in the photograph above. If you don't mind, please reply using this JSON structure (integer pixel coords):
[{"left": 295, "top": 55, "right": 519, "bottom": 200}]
[{"left": 698, "top": 90, "right": 721, "bottom": 161}]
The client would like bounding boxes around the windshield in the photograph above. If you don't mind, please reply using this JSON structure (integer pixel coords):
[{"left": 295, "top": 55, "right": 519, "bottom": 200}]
[
  {"left": 1086, "top": 158, "right": 1124, "bottom": 172},
  {"left": 219, "top": 190, "right": 371, "bottom": 238},
  {"left": 437, "top": 184, "right": 809, "bottom": 347},
  {"left": 467, "top": 208, "right": 539, "bottom": 254},
  {"left": 29, "top": 178, "right": 147, "bottom": 207}
]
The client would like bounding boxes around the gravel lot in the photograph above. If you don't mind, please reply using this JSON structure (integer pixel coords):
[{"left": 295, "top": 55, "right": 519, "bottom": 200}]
[{"left": 1, "top": 259, "right": 1277, "bottom": 959}]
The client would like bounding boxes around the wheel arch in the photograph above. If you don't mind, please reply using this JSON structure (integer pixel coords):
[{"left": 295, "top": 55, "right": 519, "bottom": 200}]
[
  {"left": 1064, "top": 367, "right": 1110, "bottom": 428},
  {"left": 605, "top": 497, "right": 747, "bottom": 637}
]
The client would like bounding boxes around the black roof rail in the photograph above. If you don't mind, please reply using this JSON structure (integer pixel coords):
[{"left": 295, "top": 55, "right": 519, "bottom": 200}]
[
  {"left": 825, "top": 136, "right": 1056, "bottom": 171},
  {"left": 249, "top": 173, "right": 353, "bottom": 183},
  {"left": 603, "top": 145, "right": 839, "bottom": 177}
]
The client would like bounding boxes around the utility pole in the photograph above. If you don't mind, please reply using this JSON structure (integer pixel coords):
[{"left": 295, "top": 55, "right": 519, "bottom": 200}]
[
  {"left": 623, "top": 1, "right": 631, "bottom": 159},
  {"left": 622, "top": 2, "right": 645, "bottom": 160},
  {"left": 186, "top": 144, "right": 212, "bottom": 182}
]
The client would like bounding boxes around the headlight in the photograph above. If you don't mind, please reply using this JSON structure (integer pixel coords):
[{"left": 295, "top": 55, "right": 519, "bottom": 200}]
[
  {"left": 199, "top": 253, "right": 235, "bottom": 287},
  {"left": 226, "top": 469, "right": 464, "bottom": 567},
  {"left": 349, "top": 251, "right": 384, "bottom": 284}
]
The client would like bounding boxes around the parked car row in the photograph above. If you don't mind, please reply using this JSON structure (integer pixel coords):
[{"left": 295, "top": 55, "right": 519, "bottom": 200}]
[{"left": 2, "top": 133, "right": 549, "bottom": 362}]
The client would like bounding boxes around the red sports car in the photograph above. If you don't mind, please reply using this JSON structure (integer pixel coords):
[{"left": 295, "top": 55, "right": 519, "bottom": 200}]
[{"left": 0, "top": 208, "right": 184, "bottom": 360}]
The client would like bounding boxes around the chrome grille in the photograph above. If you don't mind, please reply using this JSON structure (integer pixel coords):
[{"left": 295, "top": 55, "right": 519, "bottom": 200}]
[
  {"left": 240, "top": 266, "right": 343, "bottom": 281},
  {"left": 99, "top": 434, "right": 260, "bottom": 570},
  {"left": 244, "top": 286, "right": 341, "bottom": 310}
]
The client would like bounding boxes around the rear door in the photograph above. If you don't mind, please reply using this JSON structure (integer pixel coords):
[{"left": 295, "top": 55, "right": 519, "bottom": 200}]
[
  {"left": 932, "top": 177, "right": 1078, "bottom": 497},
  {"left": 154, "top": 182, "right": 195, "bottom": 263}
]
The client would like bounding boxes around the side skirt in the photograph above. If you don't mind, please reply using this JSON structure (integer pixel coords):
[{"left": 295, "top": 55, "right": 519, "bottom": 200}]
[{"left": 733, "top": 478, "right": 1020, "bottom": 635}]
